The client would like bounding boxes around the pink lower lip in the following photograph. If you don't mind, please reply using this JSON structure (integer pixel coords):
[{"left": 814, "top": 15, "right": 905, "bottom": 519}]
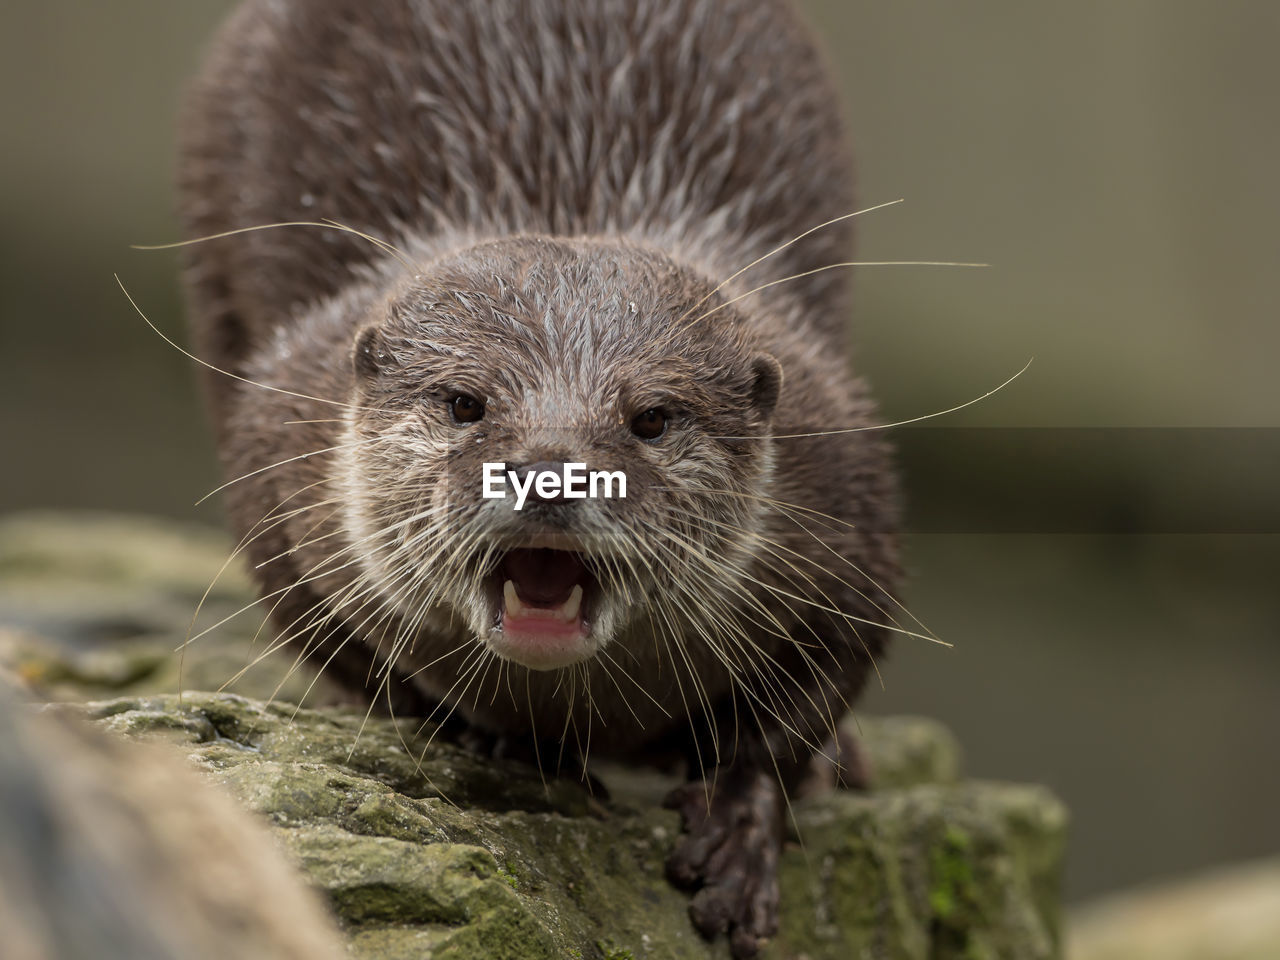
[
  {"left": 494, "top": 611, "right": 591, "bottom": 670},
  {"left": 500, "top": 612, "right": 586, "bottom": 640}
]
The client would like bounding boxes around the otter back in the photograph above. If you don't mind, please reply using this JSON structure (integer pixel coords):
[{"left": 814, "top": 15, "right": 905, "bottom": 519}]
[{"left": 180, "top": 0, "right": 855, "bottom": 380}]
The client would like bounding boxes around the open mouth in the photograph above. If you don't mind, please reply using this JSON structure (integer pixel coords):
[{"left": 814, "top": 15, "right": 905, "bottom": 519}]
[{"left": 485, "top": 546, "right": 599, "bottom": 669}]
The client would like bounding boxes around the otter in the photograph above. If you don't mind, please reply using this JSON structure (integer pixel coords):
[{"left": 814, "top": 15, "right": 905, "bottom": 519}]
[{"left": 179, "top": 1, "right": 900, "bottom": 956}]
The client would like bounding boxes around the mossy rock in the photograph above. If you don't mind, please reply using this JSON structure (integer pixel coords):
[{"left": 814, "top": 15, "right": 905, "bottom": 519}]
[
  {"left": 2, "top": 513, "right": 1068, "bottom": 958},
  {"left": 52, "top": 691, "right": 1066, "bottom": 960},
  {"left": 0, "top": 511, "right": 346, "bottom": 705}
]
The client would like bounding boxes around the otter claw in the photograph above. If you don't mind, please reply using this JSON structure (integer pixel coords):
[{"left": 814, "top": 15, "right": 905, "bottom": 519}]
[{"left": 664, "top": 772, "right": 784, "bottom": 959}]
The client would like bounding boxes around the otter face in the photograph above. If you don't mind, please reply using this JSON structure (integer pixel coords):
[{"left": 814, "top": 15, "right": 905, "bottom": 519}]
[{"left": 339, "top": 237, "right": 782, "bottom": 673}]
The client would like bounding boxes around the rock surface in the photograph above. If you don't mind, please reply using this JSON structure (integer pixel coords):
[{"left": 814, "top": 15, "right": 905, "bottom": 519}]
[
  {"left": 1, "top": 513, "right": 1068, "bottom": 959},
  {"left": 0, "top": 685, "right": 348, "bottom": 960},
  {"left": 1069, "top": 859, "right": 1280, "bottom": 960}
]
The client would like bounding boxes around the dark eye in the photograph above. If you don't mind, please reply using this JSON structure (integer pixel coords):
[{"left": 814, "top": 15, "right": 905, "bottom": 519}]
[
  {"left": 631, "top": 407, "right": 667, "bottom": 440},
  {"left": 450, "top": 394, "right": 485, "bottom": 423}
]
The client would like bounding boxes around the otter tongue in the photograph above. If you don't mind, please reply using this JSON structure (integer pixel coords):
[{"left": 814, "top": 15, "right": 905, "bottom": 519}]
[{"left": 502, "top": 548, "right": 585, "bottom": 607}]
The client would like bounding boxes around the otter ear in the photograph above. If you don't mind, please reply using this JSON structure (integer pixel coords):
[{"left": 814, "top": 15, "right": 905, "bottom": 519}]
[
  {"left": 353, "top": 325, "right": 388, "bottom": 378},
  {"left": 748, "top": 353, "right": 783, "bottom": 419}
]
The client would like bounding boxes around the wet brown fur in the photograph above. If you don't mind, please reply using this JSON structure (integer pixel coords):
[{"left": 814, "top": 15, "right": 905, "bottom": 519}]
[{"left": 179, "top": 2, "right": 899, "bottom": 956}]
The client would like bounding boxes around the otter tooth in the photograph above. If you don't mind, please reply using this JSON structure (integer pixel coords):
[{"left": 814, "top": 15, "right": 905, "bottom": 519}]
[
  {"left": 503, "top": 579, "right": 523, "bottom": 616},
  {"left": 502, "top": 580, "right": 583, "bottom": 622},
  {"left": 562, "top": 584, "right": 583, "bottom": 621}
]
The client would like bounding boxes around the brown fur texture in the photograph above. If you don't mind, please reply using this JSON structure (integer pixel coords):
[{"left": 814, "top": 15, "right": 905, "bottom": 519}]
[{"left": 179, "top": 2, "right": 900, "bottom": 956}]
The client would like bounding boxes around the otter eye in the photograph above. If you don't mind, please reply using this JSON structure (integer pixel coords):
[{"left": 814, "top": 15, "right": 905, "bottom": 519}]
[
  {"left": 630, "top": 407, "right": 668, "bottom": 441},
  {"left": 449, "top": 394, "right": 485, "bottom": 423}
]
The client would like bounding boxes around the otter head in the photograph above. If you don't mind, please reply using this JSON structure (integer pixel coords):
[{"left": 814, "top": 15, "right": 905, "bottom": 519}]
[{"left": 340, "top": 236, "right": 782, "bottom": 673}]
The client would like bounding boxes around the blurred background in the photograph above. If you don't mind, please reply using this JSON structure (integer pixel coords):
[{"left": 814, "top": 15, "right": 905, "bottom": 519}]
[{"left": 1, "top": 0, "right": 1276, "bottom": 910}]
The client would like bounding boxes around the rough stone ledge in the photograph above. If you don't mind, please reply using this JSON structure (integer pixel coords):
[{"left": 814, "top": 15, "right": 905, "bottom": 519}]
[
  {"left": 59, "top": 692, "right": 1067, "bottom": 960},
  {"left": 1, "top": 513, "right": 1067, "bottom": 959}
]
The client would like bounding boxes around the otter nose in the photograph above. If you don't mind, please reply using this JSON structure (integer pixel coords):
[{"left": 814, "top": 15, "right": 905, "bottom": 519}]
[{"left": 514, "top": 460, "right": 571, "bottom": 504}]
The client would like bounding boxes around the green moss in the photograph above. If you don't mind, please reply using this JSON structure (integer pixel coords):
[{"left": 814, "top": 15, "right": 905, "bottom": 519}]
[
  {"left": 596, "top": 940, "right": 635, "bottom": 960},
  {"left": 930, "top": 826, "right": 977, "bottom": 920},
  {"left": 499, "top": 862, "right": 520, "bottom": 890}
]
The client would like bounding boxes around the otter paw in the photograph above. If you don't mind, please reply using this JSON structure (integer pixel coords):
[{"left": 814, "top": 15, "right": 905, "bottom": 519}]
[{"left": 663, "top": 772, "right": 784, "bottom": 959}]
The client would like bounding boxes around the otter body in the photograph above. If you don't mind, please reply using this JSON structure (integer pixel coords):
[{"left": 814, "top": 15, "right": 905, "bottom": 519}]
[{"left": 180, "top": 2, "right": 899, "bottom": 955}]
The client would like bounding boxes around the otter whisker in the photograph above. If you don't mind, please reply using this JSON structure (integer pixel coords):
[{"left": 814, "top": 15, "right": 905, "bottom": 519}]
[
  {"left": 255, "top": 515, "right": 346, "bottom": 569},
  {"left": 398, "top": 637, "right": 476, "bottom": 684},
  {"left": 656, "top": 485, "right": 944, "bottom": 648},
  {"left": 640, "top": 533, "right": 841, "bottom": 754},
  {"left": 673, "top": 200, "right": 906, "bottom": 328},
  {"left": 399, "top": 644, "right": 497, "bottom": 778},
  {"left": 379, "top": 671, "right": 455, "bottom": 810},
  {"left": 189, "top": 518, "right": 394, "bottom": 656},
  {"left": 266, "top": 569, "right": 402, "bottom": 706},
  {"left": 216, "top": 498, "right": 478, "bottom": 695},
  {"left": 524, "top": 670, "right": 550, "bottom": 796},
  {"left": 597, "top": 648, "right": 668, "bottom": 724},
  {"left": 683, "top": 257, "right": 988, "bottom": 333},
  {"left": 644, "top": 602, "right": 715, "bottom": 789},
  {"left": 116, "top": 274, "right": 377, "bottom": 413},
  {"left": 407, "top": 639, "right": 491, "bottom": 749},
  {"left": 196, "top": 435, "right": 384, "bottom": 507},
  {"left": 642, "top": 523, "right": 840, "bottom": 705},
  {"left": 207, "top": 465, "right": 468, "bottom": 675},
  {"left": 657, "top": 483, "right": 904, "bottom": 623},
  {"left": 675, "top": 516, "right": 857, "bottom": 708},
  {"left": 132, "top": 217, "right": 418, "bottom": 272},
  {"left": 181, "top": 506, "right": 360, "bottom": 656},
  {"left": 679, "top": 508, "right": 895, "bottom": 691},
  {"left": 707, "top": 358, "right": 1034, "bottom": 441},
  {"left": 181, "top": 478, "right": 338, "bottom": 696},
  {"left": 637, "top": 525, "right": 835, "bottom": 760}
]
